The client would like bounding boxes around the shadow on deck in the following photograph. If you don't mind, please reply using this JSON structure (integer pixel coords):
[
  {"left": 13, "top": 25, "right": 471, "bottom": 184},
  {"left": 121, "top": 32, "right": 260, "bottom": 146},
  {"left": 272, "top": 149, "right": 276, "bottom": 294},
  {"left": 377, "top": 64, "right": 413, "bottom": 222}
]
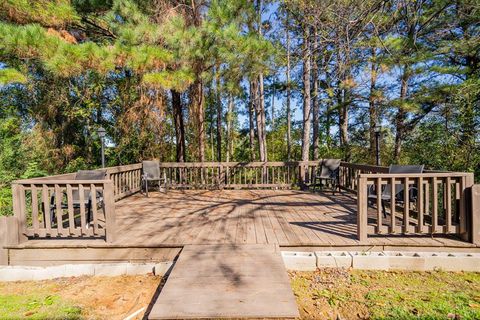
[{"left": 108, "top": 189, "right": 473, "bottom": 249}]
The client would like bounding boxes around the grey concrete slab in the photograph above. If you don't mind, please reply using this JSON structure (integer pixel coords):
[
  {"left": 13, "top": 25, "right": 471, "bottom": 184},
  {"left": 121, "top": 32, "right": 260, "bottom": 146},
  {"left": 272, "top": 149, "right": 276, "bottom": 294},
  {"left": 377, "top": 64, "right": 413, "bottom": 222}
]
[{"left": 148, "top": 244, "right": 299, "bottom": 319}]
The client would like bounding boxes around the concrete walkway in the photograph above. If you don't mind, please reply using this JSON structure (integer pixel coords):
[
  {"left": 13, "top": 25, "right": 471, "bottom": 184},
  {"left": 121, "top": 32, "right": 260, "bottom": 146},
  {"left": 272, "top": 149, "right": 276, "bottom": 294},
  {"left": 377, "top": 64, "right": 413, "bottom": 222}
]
[{"left": 148, "top": 244, "right": 299, "bottom": 319}]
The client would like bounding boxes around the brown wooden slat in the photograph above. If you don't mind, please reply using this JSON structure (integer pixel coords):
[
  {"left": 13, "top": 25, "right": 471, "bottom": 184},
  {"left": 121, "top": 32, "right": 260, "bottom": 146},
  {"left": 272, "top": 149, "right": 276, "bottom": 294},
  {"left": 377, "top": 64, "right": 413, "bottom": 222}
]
[
  {"left": 31, "top": 185, "right": 39, "bottom": 236},
  {"left": 66, "top": 184, "right": 75, "bottom": 235}
]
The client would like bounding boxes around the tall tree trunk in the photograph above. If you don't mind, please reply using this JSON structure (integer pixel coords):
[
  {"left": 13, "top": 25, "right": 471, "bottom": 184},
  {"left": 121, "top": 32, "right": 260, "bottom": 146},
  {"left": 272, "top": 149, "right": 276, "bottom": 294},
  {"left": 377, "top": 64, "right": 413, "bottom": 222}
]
[
  {"left": 311, "top": 27, "right": 320, "bottom": 160},
  {"left": 301, "top": 26, "right": 311, "bottom": 163},
  {"left": 226, "top": 94, "right": 234, "bottom": 162},
  {"left": 249, "top": 81, "right": 256, "bottom": 161},
  {"left": 339, "top": 88, "right": 349, "bottom": 161},
  {"left": 368, "top": 49, "right": 378, "bottom": 164},
  {"left": 215, "top": 68, "right": 222, "bottom": 162},
  {"left": 171, "top": 89, "right": 186, "bottom": 162},
  {"left": 255, "top": 75, "right": 268, "bottom": 162},
  {"left": 285, "top": 12, "right": 292, "bottom": 161},
  {"left": 190, "top": 80, "right": 205, "bottom": 162},
  {"left": 256, "top": 0, "right": 267, "bottom": 162},
  {"left": 394, "top": 65, "right": 409, "bottom": 163}
]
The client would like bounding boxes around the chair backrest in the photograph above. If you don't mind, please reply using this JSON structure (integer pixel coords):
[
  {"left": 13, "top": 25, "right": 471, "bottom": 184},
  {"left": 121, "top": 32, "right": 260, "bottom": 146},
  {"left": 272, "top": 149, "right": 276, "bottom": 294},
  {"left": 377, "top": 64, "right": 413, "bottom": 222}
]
[
  {"left": 388, "top": 165, "right": 424, "bottom": 174},
  {"left": 143, "top": 160, "right": 161, "bottom": 179},
  {"left": 383, "top": 165, "right": 425, "bottom": 198},
  {"left": 319, "top": 159, "right": 341, "bottom": 178},
  {"left": 75, "top": 170, "right": 106, "bottom": 180}
]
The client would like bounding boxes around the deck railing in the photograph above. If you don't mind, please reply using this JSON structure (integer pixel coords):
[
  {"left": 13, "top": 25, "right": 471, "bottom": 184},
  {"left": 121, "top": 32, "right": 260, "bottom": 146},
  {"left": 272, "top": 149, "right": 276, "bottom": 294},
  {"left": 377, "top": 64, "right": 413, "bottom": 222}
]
[
  {"left": 7, "top": 161, "right": 479, "bottom": 246},
  {"left": 10, "top": 163, "right": 142, "bottom": 244},
  {"left": 356, "top": 172, "right": 476, "bottom": 243}
]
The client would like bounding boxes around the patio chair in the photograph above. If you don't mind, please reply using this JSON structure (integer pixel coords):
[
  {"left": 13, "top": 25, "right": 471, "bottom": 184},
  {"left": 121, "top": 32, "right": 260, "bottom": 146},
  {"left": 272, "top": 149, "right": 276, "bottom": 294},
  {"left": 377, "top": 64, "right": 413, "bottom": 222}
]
[
  {"left": 142, "top": 160, "right": 168, "bottom": 197},
  {"left": 312, "top": 159, "right": 341, "bottom": 195},
  {"left": 368, "top": 164, "right": 424, "bottom": 218},
  {"left": 49, "top": 169, "right": 106, "bottom": 226}
]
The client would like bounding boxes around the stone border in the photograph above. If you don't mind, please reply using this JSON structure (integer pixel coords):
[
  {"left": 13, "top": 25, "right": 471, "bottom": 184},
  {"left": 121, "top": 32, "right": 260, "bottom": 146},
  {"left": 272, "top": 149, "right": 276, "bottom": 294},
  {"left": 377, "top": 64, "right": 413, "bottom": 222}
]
[
  {"left": 0, "top": 261, "right": 174, "bottom": 282},
  {"left": 281, "top": 251, "right": 480, "bottom": 272}
]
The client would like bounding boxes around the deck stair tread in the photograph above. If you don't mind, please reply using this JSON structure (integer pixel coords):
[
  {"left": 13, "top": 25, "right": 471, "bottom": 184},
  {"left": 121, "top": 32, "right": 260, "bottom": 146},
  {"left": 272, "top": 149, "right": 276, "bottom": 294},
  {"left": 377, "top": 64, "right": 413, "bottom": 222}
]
[{"left": 148, "top": 244, "right": 299, "bottom": 319}]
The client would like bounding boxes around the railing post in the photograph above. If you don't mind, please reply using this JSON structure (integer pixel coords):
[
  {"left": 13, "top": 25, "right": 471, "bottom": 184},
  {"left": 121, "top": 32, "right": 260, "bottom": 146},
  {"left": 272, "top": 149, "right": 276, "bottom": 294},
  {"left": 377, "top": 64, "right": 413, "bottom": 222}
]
[
  {"left": 460, "top": 173, "right": 474, "bottom": 241},
  {"left": 0, "top": 216, "right": 19, "bottom": 265},
  {"left": 104, "top": 180, "right": 116, "bottom": 243},
  {"left": 471, "top": 184, "right": 480, "bottom": 246},
  {"left": 357, "top": 175, "right": 368, "bottom": 243},
  {"left": 12, "top": 183, "right": 27, "bottom": 244}
]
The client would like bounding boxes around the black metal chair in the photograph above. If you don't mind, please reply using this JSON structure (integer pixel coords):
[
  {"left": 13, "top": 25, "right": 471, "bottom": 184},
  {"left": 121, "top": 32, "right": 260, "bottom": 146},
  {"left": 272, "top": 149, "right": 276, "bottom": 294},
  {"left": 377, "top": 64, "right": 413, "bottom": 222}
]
[
  {"left": 368, "top": 165, "right": 424, "bottom": 218},
  {"left": 142, "top": 160, "right": 168, "bottom": 197},
  {"left": 312, "top": 159, "right": 341, "bottom": 195},
  {"left": 49, "top": 170, "right": 106, "bottom": 226}
]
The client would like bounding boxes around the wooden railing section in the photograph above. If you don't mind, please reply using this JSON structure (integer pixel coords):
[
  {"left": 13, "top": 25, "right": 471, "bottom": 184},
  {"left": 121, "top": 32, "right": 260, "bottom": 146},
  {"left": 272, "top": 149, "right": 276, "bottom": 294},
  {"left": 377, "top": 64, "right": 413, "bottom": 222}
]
[
  {"left": 106, "top": 163, "right": 142, "bottom": 200},
  {"left": 356, "top": 172, "right": 475, "bottom": 243},
  {"left": 7, "top": 161, "right": 479, "bottom": 246},
  {"left": 10, "top": 163, "right": 142, "bottom": 243}
]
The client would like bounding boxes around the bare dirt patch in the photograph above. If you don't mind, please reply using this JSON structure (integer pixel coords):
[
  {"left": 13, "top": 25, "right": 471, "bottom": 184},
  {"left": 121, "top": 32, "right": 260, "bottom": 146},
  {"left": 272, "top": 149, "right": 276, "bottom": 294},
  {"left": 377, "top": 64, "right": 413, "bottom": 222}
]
[{"left": 0, "top": 275, "right": 163, "bottom": 319}]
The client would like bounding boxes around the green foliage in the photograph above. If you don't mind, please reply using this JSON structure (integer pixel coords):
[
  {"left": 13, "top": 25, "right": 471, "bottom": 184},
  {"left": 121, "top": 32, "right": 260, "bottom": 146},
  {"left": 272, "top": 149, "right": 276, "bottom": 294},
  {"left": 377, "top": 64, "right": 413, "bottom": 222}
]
[
  {"left": 0, "top": 68, "right": 27, "bottom": 84},
  {"left": 0, "top": 0, "right": 80, "bottom": 27}
]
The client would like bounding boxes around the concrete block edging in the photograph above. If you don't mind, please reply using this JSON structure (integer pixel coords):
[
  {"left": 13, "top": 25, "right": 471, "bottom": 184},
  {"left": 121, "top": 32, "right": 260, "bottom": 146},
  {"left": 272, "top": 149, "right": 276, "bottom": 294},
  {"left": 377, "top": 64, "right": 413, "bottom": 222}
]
[
  {"left": 0, "top": 261, "right": 174, "bottom": 282},
  {"left": 282, "top": 251, "right": 480, "bottom": 272}
]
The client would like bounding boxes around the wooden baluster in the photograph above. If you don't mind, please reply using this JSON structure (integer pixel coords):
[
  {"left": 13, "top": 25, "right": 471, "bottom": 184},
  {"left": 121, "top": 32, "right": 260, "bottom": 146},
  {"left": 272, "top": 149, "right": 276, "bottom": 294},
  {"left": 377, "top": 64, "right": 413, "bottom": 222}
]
[
  {"left": 31, "top": 184, "right": 39, "bottom": 236},
  {"left": 432, "top": 177, "right": 438, "bottom": 233},
  {"left": 390, "top": 177, "right": 396, "bottom": 233},
  {"left": 417, "top": 177, "right": 424, "bottom": 233},
  {"left": 90, "top": 183, "right": 98, "bottom": 236},
  {"left": 403, "top": 177, "right": 410, "bottom": 233},
  {"left": 66, "top": 184, "right": 75, "bottom": 235},
  {"left": 376, "top": 177, "right": 382, "bottom": 233},
  {"left": 42, "top": 184, "right": 51, "bottom": 234},
  {"left": 446, "top": 177, "right": 452, "bottom": 233},
  {"left": 79, "top": 184, "right": 87, "bottom": 235},
  {"left": 425, "top": 179, "right": 430, "bottom": 217},
  {"left": 54, "top": 184, "right": 63, "bottom": 235}
]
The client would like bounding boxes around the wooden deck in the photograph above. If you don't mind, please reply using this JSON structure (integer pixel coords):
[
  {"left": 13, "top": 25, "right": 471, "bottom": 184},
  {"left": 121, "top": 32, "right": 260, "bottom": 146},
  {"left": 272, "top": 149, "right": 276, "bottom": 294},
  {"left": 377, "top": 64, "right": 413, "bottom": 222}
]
[
  {"left": 110, "top": 189, "right": 473, "bottom": 249},
  {"left": 10, "top": 189, "right": 477, "bottom": 250}
]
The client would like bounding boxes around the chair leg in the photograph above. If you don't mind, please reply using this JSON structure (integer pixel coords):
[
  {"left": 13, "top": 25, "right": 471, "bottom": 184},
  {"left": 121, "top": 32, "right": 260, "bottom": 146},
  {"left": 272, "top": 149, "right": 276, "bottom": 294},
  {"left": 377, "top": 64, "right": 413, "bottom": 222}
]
[
  {"left": 87, "top": 201, "right": 92, "bottom": 227},
  {"left": 382, "top": 200, "right": 387, "bottom": 218}
]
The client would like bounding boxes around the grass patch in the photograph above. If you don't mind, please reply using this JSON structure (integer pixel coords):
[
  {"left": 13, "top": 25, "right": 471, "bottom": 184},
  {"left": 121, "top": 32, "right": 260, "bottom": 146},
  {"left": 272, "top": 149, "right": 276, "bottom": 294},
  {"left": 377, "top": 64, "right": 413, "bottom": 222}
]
[
  {"left": 0, "top": 292, "right": 82, "bottom": 320},
  {"left": 290, "top": 269, "right": 480, "bottom": 320}
]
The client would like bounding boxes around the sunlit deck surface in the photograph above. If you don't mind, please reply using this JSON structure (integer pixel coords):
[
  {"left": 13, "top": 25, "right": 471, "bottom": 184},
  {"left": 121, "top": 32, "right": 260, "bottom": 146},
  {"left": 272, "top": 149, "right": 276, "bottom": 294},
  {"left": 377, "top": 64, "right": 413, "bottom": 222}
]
[
  {"left": 109, "top": 189, "right": 473, "bottom": 248},
  {"left": 16, "top": 189, "right": 477, "bottom": 249}
]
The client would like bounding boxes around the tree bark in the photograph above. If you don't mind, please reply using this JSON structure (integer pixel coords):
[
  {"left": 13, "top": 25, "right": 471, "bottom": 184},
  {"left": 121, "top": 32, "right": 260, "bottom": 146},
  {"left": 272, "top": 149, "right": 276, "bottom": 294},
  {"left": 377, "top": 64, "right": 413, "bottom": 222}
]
[
  {"left": 226, "top": 94, "right": 234, "bottom": 162},
  {"left": 215, "top": 68, "right": 222, "bottom": 162},
  {"left": 189, "top": 80, "right": 205, "bottom": 162},
  {"left": 171, "top": 89, "right": 186, "bottom": 162},
  {"left": 311, "top": 27, "right": 320, "bottom": 160},
  {"left": 285, "top": 12, "right": 292, "bottom": 161},
  {"left": 301, "top": 26, "right": 311, "bottom": 163},
  {"left": 394, "top": 65, "right": 409, "bottom": 163},
  {"left": 256, "top": 0, "right": 267, "bottom": 162},
  {"left": 368, "top": 49, "right": 378, "bottom": 164},
  {"left": 249, "top": 81, "right": 256, "bottom": 161}
]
